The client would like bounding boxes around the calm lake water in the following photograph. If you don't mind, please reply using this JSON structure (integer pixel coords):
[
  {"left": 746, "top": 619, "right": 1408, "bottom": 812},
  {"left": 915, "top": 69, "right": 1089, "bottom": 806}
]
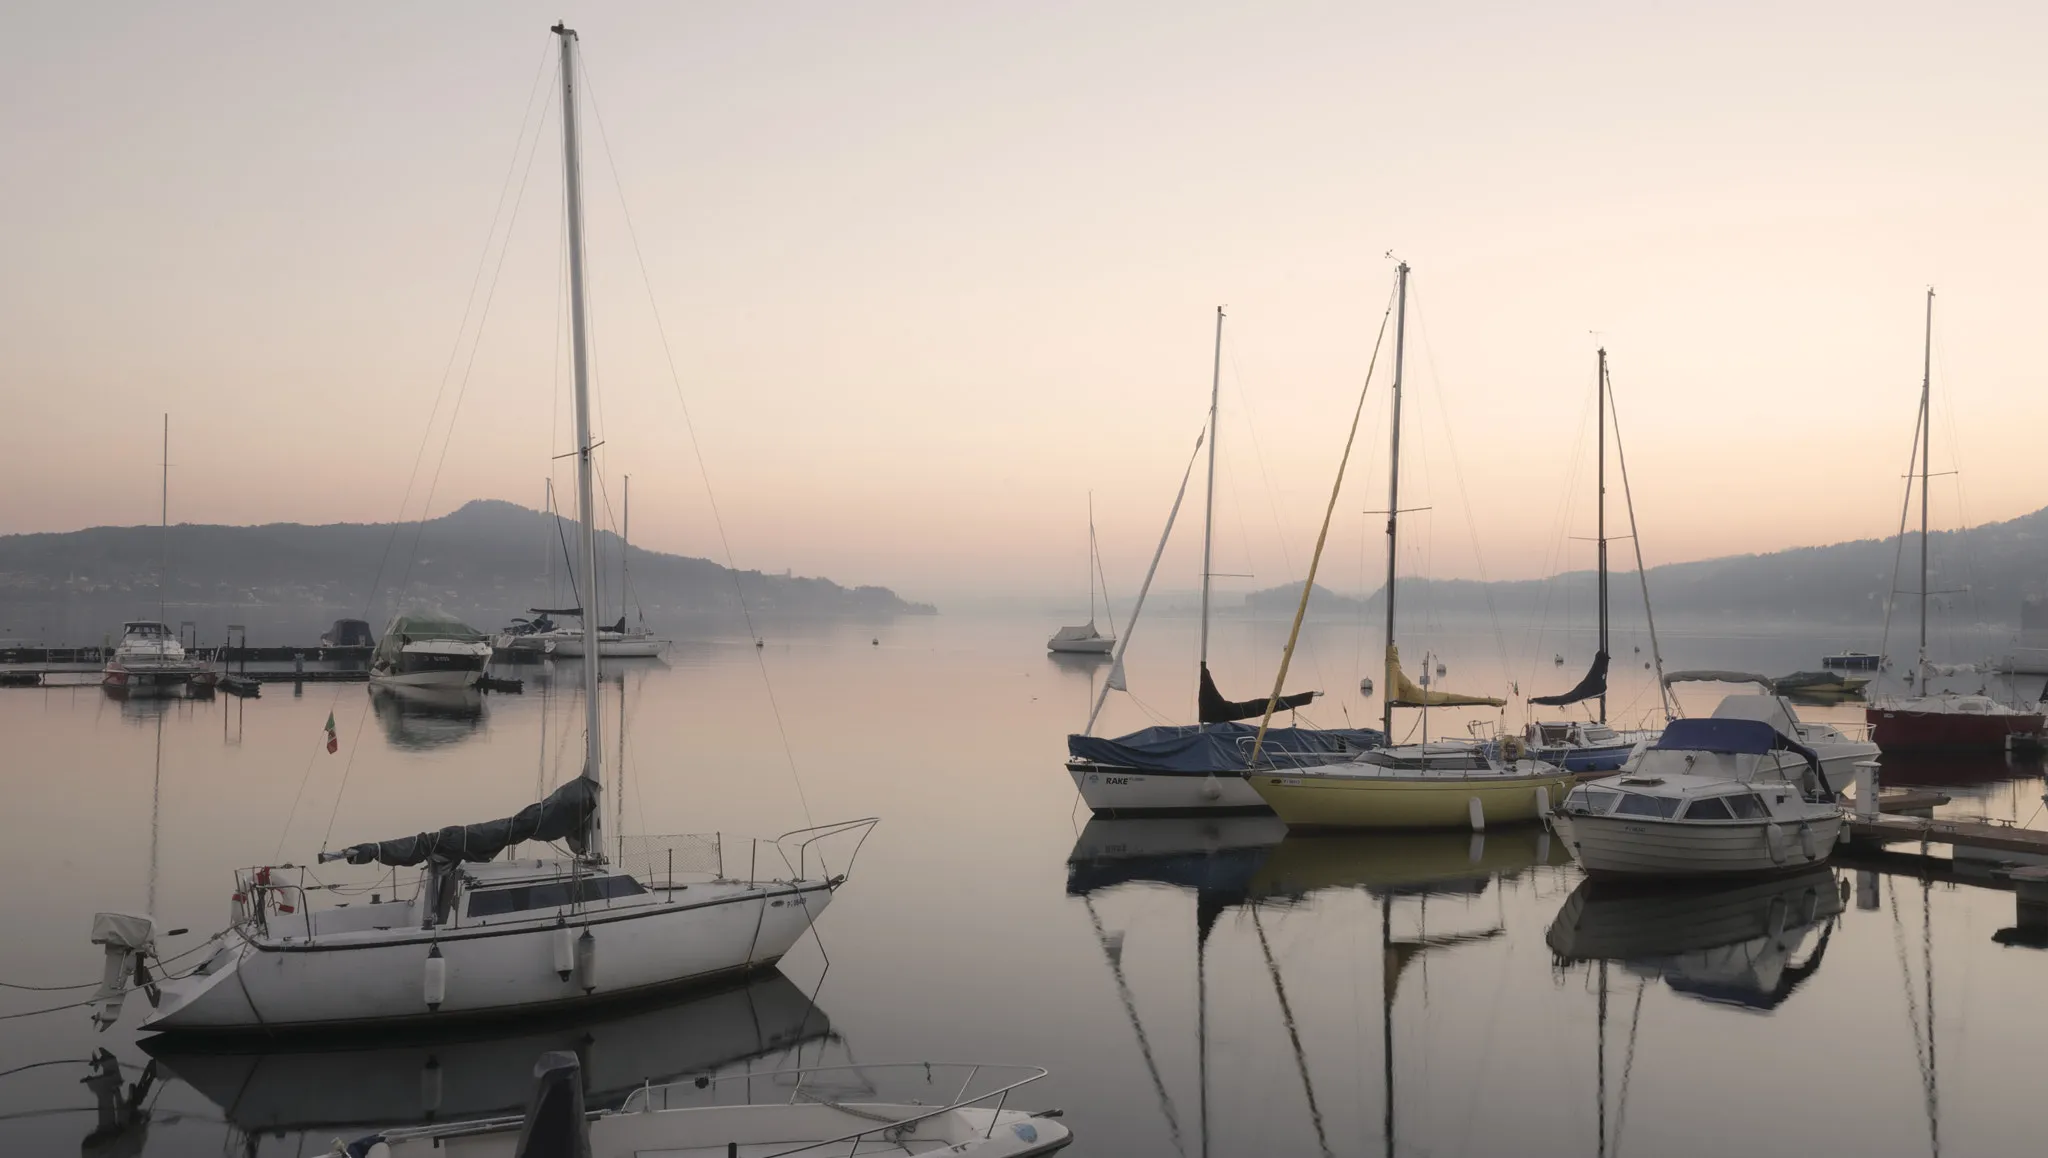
[{"left": 4, "top": 611, "right": 2044, "bottom": 1156}]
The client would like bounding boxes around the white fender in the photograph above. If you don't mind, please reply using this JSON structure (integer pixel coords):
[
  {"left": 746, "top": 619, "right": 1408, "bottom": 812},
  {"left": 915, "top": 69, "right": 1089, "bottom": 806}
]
[
  {"left": 1467, "top": 797, "right": 1486, "bottom": 833},
  {"left": 554, "top": 926, "right": 575, "bottom": 981},
  {"left": 575, "top": 928, "right": 597, "bottom": 993},
  {"left": 423, "top": 945, "right": 446, "bottom": 1010}
]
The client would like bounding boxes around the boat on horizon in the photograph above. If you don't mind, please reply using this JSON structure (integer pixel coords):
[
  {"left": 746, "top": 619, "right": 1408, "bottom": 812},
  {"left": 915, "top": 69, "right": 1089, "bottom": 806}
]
[
  {"left": 1047, "top": 493, "right": 1117, "bottom": 655},
  {"left": 103, "top": 416, "right": 215, "bottom": 698}
]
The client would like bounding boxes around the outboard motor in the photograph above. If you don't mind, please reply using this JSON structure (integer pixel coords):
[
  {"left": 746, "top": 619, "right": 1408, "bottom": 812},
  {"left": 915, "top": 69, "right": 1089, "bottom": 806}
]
[
  {"left": 514, "top": 1051, "right": 591, "bottom": 1158},
  {"left": 88, "top": 912, "right": 156, "bottom": 1030}
]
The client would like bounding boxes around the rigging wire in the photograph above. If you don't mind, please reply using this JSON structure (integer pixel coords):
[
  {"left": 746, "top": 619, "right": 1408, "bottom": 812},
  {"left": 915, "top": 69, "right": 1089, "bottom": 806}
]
[{"left": 577, "top": 45, "right": 817, "bottom": 826}]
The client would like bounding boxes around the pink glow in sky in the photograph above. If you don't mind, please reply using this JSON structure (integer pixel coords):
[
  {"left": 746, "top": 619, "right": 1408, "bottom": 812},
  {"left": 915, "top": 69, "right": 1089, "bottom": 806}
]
[{"left": 4, "top": 1, "right": 2043, "bottom": 603}]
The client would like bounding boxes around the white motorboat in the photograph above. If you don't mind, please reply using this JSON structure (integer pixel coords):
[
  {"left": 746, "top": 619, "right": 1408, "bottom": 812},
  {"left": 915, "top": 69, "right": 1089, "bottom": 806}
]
[
  {"left": 103, "top": 619, "right": 213, "bottom": 696},
  {"left": 332, "top": 1054, "right": 1070, "bottom": 1158},
  {"left": 127, "top": 24, "right": 877, "bottom": 1037},
  {"left": 367, "top": 614, "right": 493, "bottom": 688},
  {"left": 1550, "top": 712, "right": 1850, "bottom": 878}
]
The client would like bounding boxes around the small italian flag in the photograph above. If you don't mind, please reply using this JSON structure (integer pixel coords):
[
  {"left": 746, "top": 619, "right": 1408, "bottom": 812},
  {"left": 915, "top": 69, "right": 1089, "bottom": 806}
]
[{"left": 324, "top": 711, "right": 338, "bottom": 754}]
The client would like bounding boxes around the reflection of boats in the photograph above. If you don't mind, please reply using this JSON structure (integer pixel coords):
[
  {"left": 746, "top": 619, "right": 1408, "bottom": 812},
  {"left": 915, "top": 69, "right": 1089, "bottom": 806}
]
[
  {"left": 1546, "top": 869, "right": 1844, "bottom": 1010},
  {"left": 1066, "top": 816, "right": 1285, "bottom": 899},
  {"left": 369, "top": 684, "right": 486, "bottom": 749},
  {"left": 368, "top": 614, "right": 493, "bottom": 688},
  {"left": 361, "top": 1055, "right": 1068, "bottom": 1158},
  {"left": 145, "top": 972, "right": 832, "bottom": 1137},
  {"left": 1249, "top": 827, "right": 1565, "bottom": 900}
]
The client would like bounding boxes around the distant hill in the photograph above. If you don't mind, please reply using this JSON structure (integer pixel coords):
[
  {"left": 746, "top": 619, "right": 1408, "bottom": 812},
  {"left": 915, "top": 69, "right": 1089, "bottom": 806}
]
[
  {"left": 0, "top": 499, "right": 933, "bottom": 643},
  {"left": 1242, "top": 504, "right": 2048, "bottom": 627}
]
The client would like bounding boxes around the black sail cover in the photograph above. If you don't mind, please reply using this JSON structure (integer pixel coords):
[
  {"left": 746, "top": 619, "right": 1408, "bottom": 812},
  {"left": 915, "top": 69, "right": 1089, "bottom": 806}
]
[
  {"left": 1531, "top": 650, "right": 1609, "bottom": 707},
  {"left": 337, "top": 776, "right": 600, "bottom": 868},
  {"left": 1198, "top": 662, "right": 1316, "bottom": 724}
]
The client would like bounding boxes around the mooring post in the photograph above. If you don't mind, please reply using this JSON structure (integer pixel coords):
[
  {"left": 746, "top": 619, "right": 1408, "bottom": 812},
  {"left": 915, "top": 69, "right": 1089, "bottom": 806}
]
[{"left": 1853, "top": 761, "right": 1880, "bottom": 820}]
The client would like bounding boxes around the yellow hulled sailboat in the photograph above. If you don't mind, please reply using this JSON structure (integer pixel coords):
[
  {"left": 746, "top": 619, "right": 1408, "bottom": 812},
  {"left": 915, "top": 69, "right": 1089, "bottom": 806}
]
[{"left": 1243, "top": 263, "right": 1570, "bottom": 830}]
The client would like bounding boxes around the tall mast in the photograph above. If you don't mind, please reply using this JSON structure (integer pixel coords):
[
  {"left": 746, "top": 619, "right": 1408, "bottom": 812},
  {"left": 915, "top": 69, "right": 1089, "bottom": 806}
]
[
  {"left": 1596, "top": 348, "right": 1609, "bottom": 724},
  {"left": 1381, "top": 264, "right": 1410, "bottom": 737},
  {"left": 622, "top": 474, "right": 631, "bottom": 624},
  {"left": 159, "top": 414, "right": 169, "bottom": 624},
  {"left": 1917, "top": 288, "right": 1933, "bottom": 686},
  {"left": 1198, "top": 307, "right": 1224, "bottom": 677},
  {"left": 1087, "top": 491, "right": 1097, "bottom": 626},
  {"left": 556, "top": 24, "right": 604, "bottom": 833}
]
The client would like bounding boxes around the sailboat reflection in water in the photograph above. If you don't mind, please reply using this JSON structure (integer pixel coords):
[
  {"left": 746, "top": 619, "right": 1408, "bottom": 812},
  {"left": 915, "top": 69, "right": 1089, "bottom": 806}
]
[{"left": 144, "top": 972, "right": 832, "bottom": 1146}]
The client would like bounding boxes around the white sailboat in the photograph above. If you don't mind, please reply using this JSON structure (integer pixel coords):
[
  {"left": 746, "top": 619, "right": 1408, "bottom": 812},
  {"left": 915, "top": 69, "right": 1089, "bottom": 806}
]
[
  {"left": 1046, "top": 493, "right": 1116, "bottom": 655},
  {"left": 135, "top": 24, "right": 874, "bottom": 1034},
  {"left": 547, "top": 477, "right": 670, "bottom": 658}
]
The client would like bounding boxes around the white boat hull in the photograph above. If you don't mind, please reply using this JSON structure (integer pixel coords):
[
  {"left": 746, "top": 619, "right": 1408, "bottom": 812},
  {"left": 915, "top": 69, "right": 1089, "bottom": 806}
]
[
  {"left": 1047, "top": 636, "right": 1114, "bottom": 655},
  {"left": 144, "top": 880, "right": 834, "bottom": 1033},
  {"left": 550, "top": 636, "right": 667, "bottom": 659},
  {"left": 369, "top": 667, "right": 482, "bottom": 689},
  {"left": 1550, "top": 811, "right": 1843, "bottom": 878},
  {"left": 1067, "top": 764, "right": 1268, "bottom": 814}
]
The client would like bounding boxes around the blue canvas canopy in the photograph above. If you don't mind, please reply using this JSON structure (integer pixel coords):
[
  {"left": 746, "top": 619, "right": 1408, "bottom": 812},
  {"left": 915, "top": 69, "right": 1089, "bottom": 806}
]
[
  {"left": 1652, "top": 718, "right": 1830, "bottom": 798},
  {"left": 1069, "top": 721, "right": 1384, "bottom": 775}
]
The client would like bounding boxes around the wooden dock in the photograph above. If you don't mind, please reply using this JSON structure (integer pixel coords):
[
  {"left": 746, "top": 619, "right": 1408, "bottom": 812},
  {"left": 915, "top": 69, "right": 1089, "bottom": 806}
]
[{"left": 1847, "top": 812, "right": 2048, "bottom": 859}]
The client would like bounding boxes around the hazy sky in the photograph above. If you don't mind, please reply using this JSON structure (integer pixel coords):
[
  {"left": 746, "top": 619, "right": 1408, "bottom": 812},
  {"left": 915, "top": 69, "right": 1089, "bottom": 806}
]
[{"left": 5, "top": 1, "right": 2043, "bottom": 604}]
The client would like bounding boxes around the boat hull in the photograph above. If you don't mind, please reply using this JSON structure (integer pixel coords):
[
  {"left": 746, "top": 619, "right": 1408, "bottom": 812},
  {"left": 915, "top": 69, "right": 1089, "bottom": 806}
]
[
  {"left": 1248, "top": 766, "right": 1575, "bottom": 830},
  {"left": 1866, "top": 706, "right": 2043, "bottom": 751},
  {"left": 143, "top": 880, "right": 834, "bottom": 1034},
  {"left": 1550, "top": 811, "right": 1843, "bottom": 878},
  {"left": 1532, "top": 743, "right": 1636, "bottom": 775},
  {"left": 1067, "top": 764, "right": 1269, "bottom": 815},
  {"left": 550, "top": 636, "right": 667, "bottom": 659},
  {"left": 1047, "top": 637, "right": 1114, "bottom": 655}
]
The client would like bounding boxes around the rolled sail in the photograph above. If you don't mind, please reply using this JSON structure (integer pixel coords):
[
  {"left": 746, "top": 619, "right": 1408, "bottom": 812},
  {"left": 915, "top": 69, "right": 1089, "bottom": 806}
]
[
  {"left": 1531, "top": 650, "right": 1609, "bottom": 707},
  {"left": 1198, "top": 662, "right": 1315, "bottom": 724},
  {"left": 334, "top": 776, "right": 600, "bottom": 867},
  {"left": 1385, "top": 644, "right": 1504, "bottom": 709}
]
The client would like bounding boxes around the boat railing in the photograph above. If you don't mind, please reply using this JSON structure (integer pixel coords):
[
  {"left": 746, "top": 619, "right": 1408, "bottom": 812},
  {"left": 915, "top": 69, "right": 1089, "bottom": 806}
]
[{"left": 613, "top": 818, "right": 878, "bottom": 888}]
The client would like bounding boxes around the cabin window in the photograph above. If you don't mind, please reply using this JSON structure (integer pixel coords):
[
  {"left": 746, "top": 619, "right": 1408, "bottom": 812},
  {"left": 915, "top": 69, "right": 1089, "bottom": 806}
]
[
  {"left": 467, "top": 874, "right": 646, "bottom": 918},
  {"left": 1566, "top": 788, "right": 1621, "bottom": 814},
  {"left": 1613, "top": 793, "right": 1680, "bottom": 819},
  {"left": 1725, "top": 794, "right": 1768, "bottom": 819},
  {"left": 1683, "top": 796, "right": 1734, "bottom": 821}
]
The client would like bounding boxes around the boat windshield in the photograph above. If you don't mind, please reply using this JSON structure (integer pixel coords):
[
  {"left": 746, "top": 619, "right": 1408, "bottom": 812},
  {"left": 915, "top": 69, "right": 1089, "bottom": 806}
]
[{"left": 122, "top": 622, "right": 170, "bottom": 638}]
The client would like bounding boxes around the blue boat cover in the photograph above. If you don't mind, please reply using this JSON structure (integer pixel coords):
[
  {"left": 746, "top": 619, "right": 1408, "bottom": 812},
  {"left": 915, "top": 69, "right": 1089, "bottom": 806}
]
[
  {"left": 1068, "top": 721, "right": 1385, "bottom": 775},
  {"left": 1652, "top": 718, "right": 1829, "bottom": 798},
  {"left": 1654, "top": 717, "right": 1785, "bottom": 755}
]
